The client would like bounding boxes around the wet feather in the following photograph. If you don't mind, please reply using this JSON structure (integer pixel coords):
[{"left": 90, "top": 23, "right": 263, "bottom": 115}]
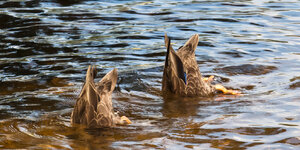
[
  {"left": 71, "top": 65, "right": 131, "bottom": 128},
  {"left": 162, "top": 33, "right": 215, "bottom": 97}
]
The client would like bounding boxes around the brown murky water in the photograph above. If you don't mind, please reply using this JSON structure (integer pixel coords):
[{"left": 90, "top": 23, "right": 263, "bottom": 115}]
[{"left": 0, "top": 0, "right": 300, "bottom": 149}]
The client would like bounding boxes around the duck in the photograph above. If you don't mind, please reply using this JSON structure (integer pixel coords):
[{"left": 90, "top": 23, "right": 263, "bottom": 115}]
[
  {"left": 162, "top": 33, "right": 239, "bottom": 97},
  {"left": 71, "top": 65, "right": 131, "bottom": 128}
]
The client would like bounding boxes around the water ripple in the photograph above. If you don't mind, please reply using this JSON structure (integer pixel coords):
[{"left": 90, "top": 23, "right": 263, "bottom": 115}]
[{"left": 0, "top": 0, "right": 299, "bottom": 149}]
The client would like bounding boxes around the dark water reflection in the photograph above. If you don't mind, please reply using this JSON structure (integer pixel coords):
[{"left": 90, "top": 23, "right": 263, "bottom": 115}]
[{"left": 0, "top": 0, "right": 300, "bottom": 149}]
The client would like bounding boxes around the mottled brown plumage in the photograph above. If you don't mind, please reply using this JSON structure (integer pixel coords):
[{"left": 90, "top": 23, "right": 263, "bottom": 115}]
[
  {"left": 71, "top": 65, "right": 131, "bottom": 128},
  {"left": 162, "top": 34, "right": 216, "bottom": 97}
]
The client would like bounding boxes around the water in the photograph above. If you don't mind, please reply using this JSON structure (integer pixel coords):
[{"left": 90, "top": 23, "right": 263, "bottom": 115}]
[{"left": 0, "top": 0, "right": 300, "bottom": 149}]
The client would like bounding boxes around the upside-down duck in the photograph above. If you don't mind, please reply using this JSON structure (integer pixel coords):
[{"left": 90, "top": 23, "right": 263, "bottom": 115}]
[
  {"left": 71, "top": 65, "right": 131, "bottom": 128},
  {"left": 162, "top": 33, "right": 239, "bottom": 97}
]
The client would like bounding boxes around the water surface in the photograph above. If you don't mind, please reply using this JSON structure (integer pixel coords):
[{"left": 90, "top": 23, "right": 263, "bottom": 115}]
[{"left": 0, "top": 0, "right": 300, "bottom": 149}]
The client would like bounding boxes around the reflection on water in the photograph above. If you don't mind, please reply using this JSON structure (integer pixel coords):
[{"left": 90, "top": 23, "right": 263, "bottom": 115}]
[{"left": 0, "top": 0, "right": 300, "bottom": 149}]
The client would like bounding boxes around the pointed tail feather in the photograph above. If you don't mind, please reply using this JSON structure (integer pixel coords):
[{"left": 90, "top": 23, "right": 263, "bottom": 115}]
[{"left": 165, "top": 35, "right": 186, "bottom": 85}]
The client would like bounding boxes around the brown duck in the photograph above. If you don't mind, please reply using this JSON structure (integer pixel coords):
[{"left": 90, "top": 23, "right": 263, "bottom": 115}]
[
  {"left": 71, "top": 65, "right": 131, "bottom": 128},
  {"left": 162, "top": 33, "right": 239, "bottom": 97}
]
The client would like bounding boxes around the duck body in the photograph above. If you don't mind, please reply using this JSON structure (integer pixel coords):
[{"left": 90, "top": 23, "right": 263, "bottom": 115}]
[
  {"left": 162, "top": 34, "right": 216, "bottom": 97},
  {"left": 71, "top": 65, "right": 131, "bottom": 128}
]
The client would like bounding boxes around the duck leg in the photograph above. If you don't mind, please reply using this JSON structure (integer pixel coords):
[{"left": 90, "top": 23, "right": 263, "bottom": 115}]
[
  {"left": 121, "top": 116, "right": 132, "bottom": 124},
  {"left": 215, "top": 84, "right": 240, "bottom": 95},
  {"left": 203, "top": 75, "right": 240, "bottom": 95},
  {"left": 203, "top": 75, "right": 214, "bottom": 83},
  {"left": 115, "top": 116, "right": 132, "bottom": 125}
]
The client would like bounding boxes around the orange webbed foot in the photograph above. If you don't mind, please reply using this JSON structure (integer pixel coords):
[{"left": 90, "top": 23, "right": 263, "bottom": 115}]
[
  {"left": 215, "top": 84, "right": 241, "bottom": 95},
  {"left": 120, "top": 116, "right": 132, "bottom": 125},
  {"left": 203, "top": 75, "right": 214, "bottom": 83}
]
